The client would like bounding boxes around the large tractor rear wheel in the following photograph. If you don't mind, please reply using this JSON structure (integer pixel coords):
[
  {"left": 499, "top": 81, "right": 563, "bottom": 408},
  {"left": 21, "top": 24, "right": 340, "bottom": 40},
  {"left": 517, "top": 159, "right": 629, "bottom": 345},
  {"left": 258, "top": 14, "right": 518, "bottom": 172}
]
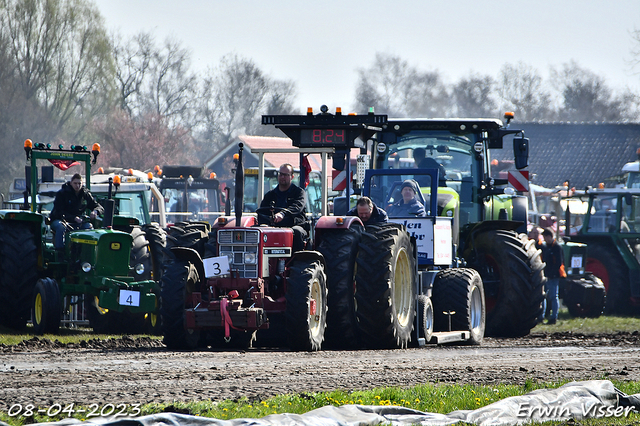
[
  {"left": 160, "top": 260, "right": 201, "bottom": 349},
  {"left": 432, "top": 268, "right": 485, "bottom": 345},
  {"left": 316, "top": 225, "right": 362, "bottom": 349},
  {"left": 32, "top": 278, "right": 61, "bottom": 335},
  {"left": 467, "top": 230, "right": 544, "bottom": 337},
  {"left": 585, "top": 242, "right": 630, "bottom": 315},
  {"left": 285, "top": 260, "right": 327, "bottom": 351},
  {"left": 355, "top": 223, "right": 416, "bottom": 349},
  {"left": 0, "top": 221, "right": 38, "bottom": 329}
]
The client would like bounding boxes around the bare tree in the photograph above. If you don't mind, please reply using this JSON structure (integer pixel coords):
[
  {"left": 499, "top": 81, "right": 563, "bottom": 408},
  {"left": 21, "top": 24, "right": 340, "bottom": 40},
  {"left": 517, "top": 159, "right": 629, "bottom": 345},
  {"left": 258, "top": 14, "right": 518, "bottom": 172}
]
[
  {"left": 498, "top": 62, "right": 553, "bottom": 121},
  {"left": 92, "top": 108, "right": 197, "bottom": 170},
  {"left": 198, "top": 54, "right": 297, "bottom": 152},
  {"left": 550, "top": 60, "right": 626, "bottom": 122},
  {"left": 354, "top": 52, "right": 449, "bottom": 117},
  {"left": 1, "top": 0, "right": 114, "bottom": 135},
  {"left": 146, "top": 37, "right": 198, "bottom": 128},
  {"left": 452, "top": 73, "right": 497, "bottom": 118},
  {"left": 112, "top": 31, "right": 153, "bottom": 117}
]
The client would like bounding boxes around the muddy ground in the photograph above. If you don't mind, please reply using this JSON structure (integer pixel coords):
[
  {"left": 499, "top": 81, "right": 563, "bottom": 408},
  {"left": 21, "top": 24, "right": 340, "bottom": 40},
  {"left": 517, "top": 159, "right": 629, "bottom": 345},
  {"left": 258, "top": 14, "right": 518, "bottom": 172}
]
[{"left": 1, "top": 331, "right": 640, "bottom": 412}]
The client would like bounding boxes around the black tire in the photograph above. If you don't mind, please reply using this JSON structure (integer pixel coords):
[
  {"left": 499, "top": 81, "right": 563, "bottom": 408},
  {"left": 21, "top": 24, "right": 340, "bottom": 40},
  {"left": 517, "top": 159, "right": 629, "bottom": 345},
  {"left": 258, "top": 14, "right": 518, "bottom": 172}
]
[
  {"left": 466, "top": 230, "right": 544, "bottom": 337},
  {"left": 585, "top": 241, "right": 631, "bottom": 315},
  {"left": 316, "top": 225, "right": 363, "bottom": 349},
  {"left": 415, "top": 295, "right": 434, "bottom": 345},
  {"left": 164, "top": 225, "right": 208, "bottom": 259},
  {"left": 32, "top": 278, "right": 61, "bottom": 335},
  {"left": 142, "top": 224, "right": 167, "bottom": 334},
  {"left": 285, "top": 260, "right": 327, "bottom": 351},
  {"left": 432, "top": 268, "right": 485, "bottom": 345},
  {"left": 354, "top": 223, "right": 416, "bottom": 349},
  {"left": 142, "top": 223, "right": 167, "bottom": 281},
  {"left": 564, "top": 274, "right": 607, "bottom": 318},
  {"left": 0, "top": 221, "right": 38, "bottom": 329},
  {"left": 160, "top": 260, "right": 201, "bottom": 349}
]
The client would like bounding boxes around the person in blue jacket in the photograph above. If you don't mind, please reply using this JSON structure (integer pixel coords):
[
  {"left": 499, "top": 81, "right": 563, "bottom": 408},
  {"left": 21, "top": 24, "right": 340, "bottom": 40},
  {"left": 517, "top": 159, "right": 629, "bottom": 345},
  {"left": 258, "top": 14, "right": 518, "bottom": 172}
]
[
  {"left": 387, "top": 179, "right": 426, "bottom": 217},
  {"left": 347, "top": 196, "right": 388, "bottom": 225}
]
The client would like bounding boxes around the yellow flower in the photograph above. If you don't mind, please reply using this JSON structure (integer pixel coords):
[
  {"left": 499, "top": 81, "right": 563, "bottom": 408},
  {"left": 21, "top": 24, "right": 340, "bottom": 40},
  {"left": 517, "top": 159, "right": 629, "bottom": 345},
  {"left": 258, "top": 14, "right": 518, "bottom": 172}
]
[
  {"left": 415, "top": 398, "right": 420, "bottom": 403},
  {"left": 375, "top": 396, "right": 381, "bottom": 400}
]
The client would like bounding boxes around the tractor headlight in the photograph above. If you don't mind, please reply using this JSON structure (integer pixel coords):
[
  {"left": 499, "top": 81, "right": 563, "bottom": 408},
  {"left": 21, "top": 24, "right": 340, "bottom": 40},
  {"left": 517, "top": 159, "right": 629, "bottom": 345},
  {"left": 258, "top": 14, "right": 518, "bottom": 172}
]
[
  {"left": 135, "top": 263, "right": 145, "bottom": 275},
  {"left": 221, "top": 252, "right": 233, "bottom": 264},
  {"left": 244, "top": 252, "right": 257, "bottom": 264},
  {"left": 81, "top": 262, "right": 92, "bottom": 273}
]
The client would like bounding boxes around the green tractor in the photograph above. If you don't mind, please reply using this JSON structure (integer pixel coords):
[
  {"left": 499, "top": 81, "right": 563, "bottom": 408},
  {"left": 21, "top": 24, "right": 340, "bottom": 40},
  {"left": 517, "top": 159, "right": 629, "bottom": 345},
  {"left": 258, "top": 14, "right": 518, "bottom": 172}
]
[
  {"left": 562, "top": 186, "right": 640, "bottom": 315},
  {"left": 0, "top": 140, "right": 158, "bottom": 334}
]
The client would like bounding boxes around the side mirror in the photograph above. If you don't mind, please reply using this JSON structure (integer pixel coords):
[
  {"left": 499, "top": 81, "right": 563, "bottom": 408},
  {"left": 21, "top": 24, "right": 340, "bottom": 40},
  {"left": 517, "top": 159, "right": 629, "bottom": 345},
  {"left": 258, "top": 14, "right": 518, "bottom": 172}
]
[{"left": 513, "top": 137, "right": 529, "bottom": 170}]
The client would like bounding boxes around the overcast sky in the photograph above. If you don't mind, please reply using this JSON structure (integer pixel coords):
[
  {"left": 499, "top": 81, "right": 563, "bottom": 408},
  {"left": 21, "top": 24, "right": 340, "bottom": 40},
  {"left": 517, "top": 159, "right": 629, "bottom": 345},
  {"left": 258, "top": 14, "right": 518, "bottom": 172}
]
[{"left": 94, "top": 0, "right": 640, "bottom": 113}]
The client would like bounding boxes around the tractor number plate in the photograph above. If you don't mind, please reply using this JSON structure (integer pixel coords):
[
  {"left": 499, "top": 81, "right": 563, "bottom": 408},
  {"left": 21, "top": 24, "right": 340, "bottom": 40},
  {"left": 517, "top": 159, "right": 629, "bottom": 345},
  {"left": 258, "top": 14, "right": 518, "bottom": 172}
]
[
  {"left": 204, "top": 256, "right": 230, "bottom": 278},
  {"left": 571, "top": 255, "right": 582, "bottom": 269},
  {"left": 119, "top": 290, "right": 140, "bottom": 307}
]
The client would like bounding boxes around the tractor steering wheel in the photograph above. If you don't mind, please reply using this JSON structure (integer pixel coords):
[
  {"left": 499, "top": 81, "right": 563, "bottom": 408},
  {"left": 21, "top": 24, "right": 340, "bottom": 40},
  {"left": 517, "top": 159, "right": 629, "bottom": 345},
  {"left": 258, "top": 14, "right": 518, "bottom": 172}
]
[{"left": 255, "top": 206, "right": 286, "bottom": 225}]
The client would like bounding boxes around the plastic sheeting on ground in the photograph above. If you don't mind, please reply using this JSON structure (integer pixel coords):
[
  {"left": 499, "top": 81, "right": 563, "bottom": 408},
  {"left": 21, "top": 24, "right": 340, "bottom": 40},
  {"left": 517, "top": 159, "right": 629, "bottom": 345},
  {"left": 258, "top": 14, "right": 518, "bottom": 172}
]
[{"left": 5, "top": 380, "right": 640, "bottom": 426}]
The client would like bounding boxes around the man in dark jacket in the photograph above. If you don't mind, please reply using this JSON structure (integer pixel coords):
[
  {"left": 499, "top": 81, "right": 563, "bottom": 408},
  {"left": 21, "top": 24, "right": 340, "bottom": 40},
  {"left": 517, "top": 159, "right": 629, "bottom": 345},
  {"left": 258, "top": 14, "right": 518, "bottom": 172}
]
[
  {"left": 387, "top": 179, "right": 427, "bottom": 218},
  {"left": 539, "top": 227, "right": 564, "bottom": 325},
  {"left": 50, "top": 173, "right": 104, "bottom": 249},
  {"left": 347, "top": 196, "right": 388, "bottom": 225},
  {"left": 258, "top": 164, "right": 308, "bottom": 251}
]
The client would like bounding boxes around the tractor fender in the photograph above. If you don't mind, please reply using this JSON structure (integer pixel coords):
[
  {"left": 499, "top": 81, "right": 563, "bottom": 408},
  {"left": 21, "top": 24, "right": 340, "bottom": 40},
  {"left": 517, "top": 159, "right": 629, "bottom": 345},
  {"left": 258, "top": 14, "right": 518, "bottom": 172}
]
[
  {"left": 290, "top": 250, "right": 326, "bottom": 269},
  {"left": 171, "top": 247, "right": 205, "bottom": 287},
  {"left": 314, "top": 215, "right": 363, "bottom": 247}
]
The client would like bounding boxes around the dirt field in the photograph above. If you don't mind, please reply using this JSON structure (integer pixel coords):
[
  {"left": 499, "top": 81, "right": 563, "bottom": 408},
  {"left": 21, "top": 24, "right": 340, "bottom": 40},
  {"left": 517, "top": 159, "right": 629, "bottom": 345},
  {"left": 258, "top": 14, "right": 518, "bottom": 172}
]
[{"left": 1, "top": 331, "right": 640, "bottom": 412}]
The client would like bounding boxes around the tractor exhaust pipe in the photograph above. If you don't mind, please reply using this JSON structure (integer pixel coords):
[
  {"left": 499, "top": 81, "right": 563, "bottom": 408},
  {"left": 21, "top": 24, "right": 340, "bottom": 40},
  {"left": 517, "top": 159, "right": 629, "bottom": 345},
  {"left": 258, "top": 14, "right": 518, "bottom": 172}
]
[{"left": 234, "top": 143, "right": 244, "bottom": 225}]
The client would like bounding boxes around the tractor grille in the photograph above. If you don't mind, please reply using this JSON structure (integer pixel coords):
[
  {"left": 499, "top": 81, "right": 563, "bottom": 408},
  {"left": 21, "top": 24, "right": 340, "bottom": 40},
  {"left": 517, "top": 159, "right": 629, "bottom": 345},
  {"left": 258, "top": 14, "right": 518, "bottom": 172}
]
[{"left": 218, "top": 230, "right": 259, "bottom": 278}]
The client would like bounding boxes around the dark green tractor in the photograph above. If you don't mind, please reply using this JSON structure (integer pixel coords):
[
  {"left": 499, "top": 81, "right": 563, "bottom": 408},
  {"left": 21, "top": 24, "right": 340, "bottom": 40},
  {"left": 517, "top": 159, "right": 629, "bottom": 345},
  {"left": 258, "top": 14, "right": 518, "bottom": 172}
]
[
  {"left": 0, "top": 140, "right": 157, "bottom": 334},
  {"left": 563, "top": 187, "right": 640, "bottom": 315}
]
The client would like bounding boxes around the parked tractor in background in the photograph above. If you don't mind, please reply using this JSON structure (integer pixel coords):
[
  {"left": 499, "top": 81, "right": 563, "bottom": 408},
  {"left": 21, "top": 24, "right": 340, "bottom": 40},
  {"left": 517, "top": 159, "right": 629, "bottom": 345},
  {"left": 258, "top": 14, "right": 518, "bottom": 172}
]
[
  {"left": 561, "top": 186, "right": 640, "bottom": 315},
  {"left": 0, "top": 141, "right": 160, "bottom": 334},
  {"left": 154, "top": 165, "right": 222, "bottom": 225},
  {"left": 527, "top": 184, "right": 606, "bottom": 318}
]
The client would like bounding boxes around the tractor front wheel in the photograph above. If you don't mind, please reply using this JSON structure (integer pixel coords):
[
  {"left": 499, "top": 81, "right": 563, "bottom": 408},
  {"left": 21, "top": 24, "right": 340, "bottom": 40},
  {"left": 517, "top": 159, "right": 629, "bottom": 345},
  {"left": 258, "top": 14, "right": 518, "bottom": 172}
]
[
  {"left": 432, "top": 268, "right": 485, "bottom": 345},
  {"left": 32, "top": 278, "right": 61, "bottom": 335},
  {"left": 285, "top": 260, "right": 327, "bottom": 351},
  {"left": 160, "top": 260, "right": 201, "bottom": 349},
  {"left": 564, "top": 274, "right": 606, "bottom": 318}
]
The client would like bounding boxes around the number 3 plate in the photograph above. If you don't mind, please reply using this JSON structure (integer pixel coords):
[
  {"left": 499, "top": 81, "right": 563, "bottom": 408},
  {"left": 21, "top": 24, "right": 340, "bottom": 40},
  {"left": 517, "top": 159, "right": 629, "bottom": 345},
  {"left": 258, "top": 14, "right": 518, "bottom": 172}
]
[{"left": 204, "top": 256, "right": 230, "bottom": 278}]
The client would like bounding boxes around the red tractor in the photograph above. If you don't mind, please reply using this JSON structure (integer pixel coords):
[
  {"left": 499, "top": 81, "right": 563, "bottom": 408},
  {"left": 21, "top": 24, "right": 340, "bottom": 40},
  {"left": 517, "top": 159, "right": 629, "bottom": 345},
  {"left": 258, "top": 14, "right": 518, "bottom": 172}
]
[{"left": 160, "top": 145, "right": 328, "bottom": 350}]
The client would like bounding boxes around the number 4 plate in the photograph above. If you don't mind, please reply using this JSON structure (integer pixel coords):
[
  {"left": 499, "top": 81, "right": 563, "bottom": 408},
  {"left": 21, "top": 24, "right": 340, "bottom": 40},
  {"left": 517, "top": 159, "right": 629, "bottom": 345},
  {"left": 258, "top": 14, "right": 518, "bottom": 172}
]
[
  {"left": 204, "top": 256, "right": 230, "bottom": 278},
  {"left": 119, "top": 290, "right": 140, "bottom": 307}
]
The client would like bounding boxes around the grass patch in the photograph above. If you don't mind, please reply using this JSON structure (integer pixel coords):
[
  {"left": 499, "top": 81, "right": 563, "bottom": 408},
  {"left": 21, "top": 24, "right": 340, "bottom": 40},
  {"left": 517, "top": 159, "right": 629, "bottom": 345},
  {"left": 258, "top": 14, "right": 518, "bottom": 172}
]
[
  {"left": 0, "top": 325, "right": 162, "bottom": 346},
  {"left": 1, "top": 381, "right": 639, "bottom": 425},
  {"left": 532, "top": 309, "right": 640, "bottom": 334}
]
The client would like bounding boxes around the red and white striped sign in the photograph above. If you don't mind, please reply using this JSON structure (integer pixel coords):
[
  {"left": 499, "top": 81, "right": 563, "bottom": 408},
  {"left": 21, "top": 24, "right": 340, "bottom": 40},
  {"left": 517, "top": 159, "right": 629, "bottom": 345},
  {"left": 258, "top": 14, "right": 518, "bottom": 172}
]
[
  {"left": 332, "top": 170, "right": 352, "bottom": 191},
  {"left": 508, "top": 170, "right": 529, "bottom": 192}
]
